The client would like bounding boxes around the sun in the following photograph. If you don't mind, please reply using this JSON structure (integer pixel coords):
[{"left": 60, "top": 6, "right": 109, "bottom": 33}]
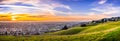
[
  {"left": 7, "top": 12, "right": 17, "bottom": 21},
  {"left": 11, "top": 16, "right": 16, "bottom": 21},
  {"left": 11, "top": 14, "right": 17, "bottom": 21}
]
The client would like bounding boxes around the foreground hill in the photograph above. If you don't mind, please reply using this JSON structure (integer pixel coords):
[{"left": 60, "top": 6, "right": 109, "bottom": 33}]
[{"left": 0, "top": 21, "right": 120, "bottom": 41}]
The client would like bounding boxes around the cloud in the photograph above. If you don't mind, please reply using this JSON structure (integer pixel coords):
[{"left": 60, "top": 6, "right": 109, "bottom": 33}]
[
  {"left": 91, "top": 4, "right": 120, "bottom": 16},
  {"left": 98, "top": 0, "right": 107, "bottom": 4},
  {"left": 0, "top": 0, "right": 72, "bottom": 16},
  {"left": 0, "top": 0, "right": 71, "bottom": 10},
  {"left": 0, "top": 5, "right": 70, "bottom": 16},
  {"left": 1, "top": 0, "right": 39, "bottom": 5},
  {"left": 0, "top": 0, "right": 112, "bottom": 19}
]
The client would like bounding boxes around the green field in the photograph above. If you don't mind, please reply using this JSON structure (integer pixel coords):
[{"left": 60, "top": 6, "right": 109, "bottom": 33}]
[{"left": 1, "top": 21, "right": 120, "bottom": 41}]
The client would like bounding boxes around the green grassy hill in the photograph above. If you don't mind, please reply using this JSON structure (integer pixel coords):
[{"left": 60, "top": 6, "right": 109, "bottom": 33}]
[{"left": 1, "top": 21, "right": 120, "bottom": 41}]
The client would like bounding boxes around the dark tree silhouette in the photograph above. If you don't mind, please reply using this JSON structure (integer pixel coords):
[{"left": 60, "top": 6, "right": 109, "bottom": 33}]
[
  {"left": 101, "top": 19, "right": 107, "bottom": 23},
  {"left": 81, "top": 24, "right": 87, "bottom": 27},
  {"left": 5, "top": 31, "right": 7, "bottom": 35},
  {"left": 61, "top": 25, "right": 68, "bottom": 30}
]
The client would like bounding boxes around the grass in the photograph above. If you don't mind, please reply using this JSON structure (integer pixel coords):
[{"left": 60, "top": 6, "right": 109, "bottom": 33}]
[
  {"left": 47, "top": 27, "right": 87, "bottom": 35},
  {"left": 1, "top": 21, "right": 120, "bottom": 41}
]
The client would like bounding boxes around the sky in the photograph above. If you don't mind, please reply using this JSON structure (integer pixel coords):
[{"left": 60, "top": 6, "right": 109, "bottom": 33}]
[{"left": 0, "top": 0, "right": 120, "bottom": 17}]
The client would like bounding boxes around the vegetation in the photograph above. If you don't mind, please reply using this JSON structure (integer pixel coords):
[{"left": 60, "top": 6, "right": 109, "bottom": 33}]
[{"left": 1, "top": 21, "right": 120, "bottom": 41}]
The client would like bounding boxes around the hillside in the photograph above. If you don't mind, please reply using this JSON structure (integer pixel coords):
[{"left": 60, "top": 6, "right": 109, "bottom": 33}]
[{"left": 0, "top": 21, "right": 120, "bottom": 41}]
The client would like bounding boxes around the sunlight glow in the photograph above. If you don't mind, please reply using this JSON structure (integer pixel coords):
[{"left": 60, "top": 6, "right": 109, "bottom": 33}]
[{"left": 11, "top": 15, "right": 17, "bottom": 21}]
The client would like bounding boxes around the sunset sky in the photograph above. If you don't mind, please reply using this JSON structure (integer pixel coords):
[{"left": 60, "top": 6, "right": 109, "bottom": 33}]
[{"left": 0, "top": 0, "right": 119, "bottom": 21}]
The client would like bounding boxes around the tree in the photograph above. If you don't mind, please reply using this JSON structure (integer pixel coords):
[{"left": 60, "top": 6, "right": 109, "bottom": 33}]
[
  {"left": 81, "top": 24, "right": 87, "bottom": 27},
  {"left": 61, "top": 25, "right": 68, "bottom": 30}
]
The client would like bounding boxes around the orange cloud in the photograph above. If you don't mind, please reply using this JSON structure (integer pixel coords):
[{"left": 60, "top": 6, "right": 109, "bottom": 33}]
[{"left": 0, "top": 13, "right": 109, "bottom": 21}]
